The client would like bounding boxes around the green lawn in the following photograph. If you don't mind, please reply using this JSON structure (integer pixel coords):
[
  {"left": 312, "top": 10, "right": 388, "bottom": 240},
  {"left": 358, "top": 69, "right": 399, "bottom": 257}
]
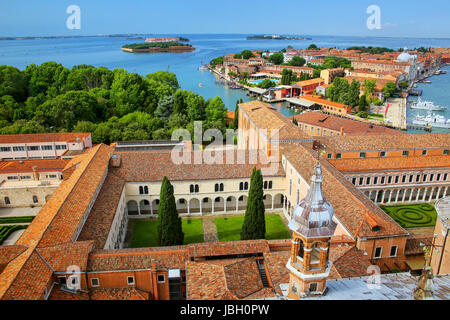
[
  {"left": 129, "top": 218, "right": 204, "bottom": 248},
  {"left": 214, "top": 214, "right": 291, "bottom": 242},
  {"left": 380, "top": 203, "right": 437, "bottom": 228}
]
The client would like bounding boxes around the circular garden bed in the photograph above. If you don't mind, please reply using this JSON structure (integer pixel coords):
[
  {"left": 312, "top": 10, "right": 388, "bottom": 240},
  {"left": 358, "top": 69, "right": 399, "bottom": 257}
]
[{"left": 380, "top": 203, "right": 437, "bottom": 228}]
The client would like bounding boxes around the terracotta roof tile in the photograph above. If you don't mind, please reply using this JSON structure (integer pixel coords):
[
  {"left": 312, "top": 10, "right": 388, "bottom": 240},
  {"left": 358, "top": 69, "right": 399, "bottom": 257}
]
[
  {"left": 0, "top": 159, "right": 69, "bottom": 174},
  {"left": 36, "top": 241, "right": 95, "bottom": 272},
  {"left": 0, "top": 132, "right": 90, "bottom": 144},
  {"left": 290, "top": 112, "right": 403, "bottom": 136},
  {"left": 239, "top": 100, "right": 312, "bottom": 141},
  {"left": 90, "top": 287, "right": 149, "bottom": 300},
  {"left": 283, "top": 143, "right": 408, "bottom": 238},
  {"left": 329, "top": 155, "right": 450, "bottom": 172},
  {"left": 319, "top": 133, "right": 450, "bottom": 152}
]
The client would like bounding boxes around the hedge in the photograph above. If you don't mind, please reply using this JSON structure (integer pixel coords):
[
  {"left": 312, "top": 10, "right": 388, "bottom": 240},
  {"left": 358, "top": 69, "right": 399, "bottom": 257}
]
[
  {"left": 0, "top": 225, "right": 27, "bottom": 245},
  {"left": 0, "top": 216, "right": 35, "bottom": 225}
]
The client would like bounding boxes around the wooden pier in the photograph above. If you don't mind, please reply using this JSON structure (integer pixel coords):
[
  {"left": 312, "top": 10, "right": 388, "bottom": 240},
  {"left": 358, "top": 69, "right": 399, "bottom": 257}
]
[{"left": 407, "top": 124, "right": 432, "bottom": 132}]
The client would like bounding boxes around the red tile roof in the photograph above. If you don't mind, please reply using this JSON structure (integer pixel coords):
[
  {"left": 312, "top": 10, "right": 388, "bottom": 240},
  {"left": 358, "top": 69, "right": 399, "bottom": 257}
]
[
  {"left": 290, "top": 112, "right": 403, "bottom": 136},
  {"left": 329, "top": 155, "right": 450, "bottom": 172},
  {"left": 36, "top": 241, "right": 95, "bottom": 272},
  {"left": 283, "top": 143, "right": 408, "bottom": 239},
  {"left": 0, "top": 159, "right": 69, "bottom": 174},
  {"left": 0, "top": 133, "right": 90, "bottom": 144},
  {"left": 90, "top": 287, "right": 150, "bottom": 300},
  {"left": 319, "top": 133, "right": 450, "bottom": 152}
]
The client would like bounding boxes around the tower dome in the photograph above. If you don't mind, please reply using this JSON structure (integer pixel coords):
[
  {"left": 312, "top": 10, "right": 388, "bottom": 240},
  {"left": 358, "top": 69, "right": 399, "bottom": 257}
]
[
  {"left": 288, "top": 162, "right": 337, "bottom": 238},
  {"left": 397, "top": 47, "right": 412, "bottom": 62}
]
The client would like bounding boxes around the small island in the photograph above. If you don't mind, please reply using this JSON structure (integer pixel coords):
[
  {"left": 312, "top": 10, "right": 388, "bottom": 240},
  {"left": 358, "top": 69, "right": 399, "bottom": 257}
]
[
  {"left": 247, "top": 34, "right": 312, "bottom": 40},
  {"left": 121, "top": 41, "right": 195, "bottom": 53}
]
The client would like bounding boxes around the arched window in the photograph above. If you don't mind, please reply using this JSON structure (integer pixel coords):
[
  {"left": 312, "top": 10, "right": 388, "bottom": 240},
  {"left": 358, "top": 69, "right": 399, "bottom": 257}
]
[
  {"left": 144, "top": 186, "right": 149, "bottom": 194},
  {"left": 4, "top": 197, "right": 10, "bottom": 205},
  {"left": 220, "top": 183, "right": 224, "bottom": 192},
  {"left": 215, "top": 183, "right": 219, "bottom": 192},
  {"left": 139, "top": 186, "right": 144, "bottom": 195},
  {"left": 311, "top": 243, "right": 320, "bottom": 263},
  {"left": 244, "top": 182, "right": 249, "bottom": 190},
  {"left": 195, "top": 185, "right": 199, "bottom": 193},
  {"left": 264, "top": 181, "right": 268, "bottom": 189},
  {"left": 298, "top": 240, "right": 304, "bottom": 259},
  {"left": 268, "top": 181, "right": 273, "bottom": 189},
  {"left": 32, "top": 195, "right": 38, "bottom": 204},
  {"left": 239, "top": 182, "right": 244, "bottom": 191}
]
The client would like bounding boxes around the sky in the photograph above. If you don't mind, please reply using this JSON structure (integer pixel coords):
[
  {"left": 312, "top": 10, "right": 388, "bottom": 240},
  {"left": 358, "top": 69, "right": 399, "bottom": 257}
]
[{"left": 0, "top": 0, "right": 449, "bottom": 38}]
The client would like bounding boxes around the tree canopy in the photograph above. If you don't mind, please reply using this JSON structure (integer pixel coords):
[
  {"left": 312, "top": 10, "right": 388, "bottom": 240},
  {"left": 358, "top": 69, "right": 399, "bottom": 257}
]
[{"left": 0, "top": 62, "right": 228, "bottom": 145}]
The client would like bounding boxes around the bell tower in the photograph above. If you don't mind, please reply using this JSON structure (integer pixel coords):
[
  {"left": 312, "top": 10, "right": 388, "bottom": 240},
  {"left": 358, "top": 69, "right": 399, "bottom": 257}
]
[{"left": 286, "top": 161, "right": 337, "bottom": 299}]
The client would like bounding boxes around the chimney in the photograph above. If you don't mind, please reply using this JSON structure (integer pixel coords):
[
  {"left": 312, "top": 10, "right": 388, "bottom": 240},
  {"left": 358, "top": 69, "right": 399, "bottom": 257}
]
[{"left": 32, "top": 166, "right": 39, "bottom": 181}]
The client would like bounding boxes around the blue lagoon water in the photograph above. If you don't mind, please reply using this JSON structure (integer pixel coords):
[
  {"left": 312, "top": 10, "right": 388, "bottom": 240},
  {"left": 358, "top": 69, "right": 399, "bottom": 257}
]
[{"left": 1, "top": 34, "right": 450, "bottom": 124}]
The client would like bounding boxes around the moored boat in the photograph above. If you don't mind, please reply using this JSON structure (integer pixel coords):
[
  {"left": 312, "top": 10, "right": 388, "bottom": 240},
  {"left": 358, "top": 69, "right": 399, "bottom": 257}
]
[
  {"left": 410, "top": 98, "right": 446, "bottom": 111},
  {"left": 412, "top": 113, "right": 450, "bottom": 129}
]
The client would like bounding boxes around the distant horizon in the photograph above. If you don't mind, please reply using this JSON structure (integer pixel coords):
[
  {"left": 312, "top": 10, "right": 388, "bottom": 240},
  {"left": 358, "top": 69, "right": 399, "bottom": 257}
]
[
  {"left": 1, "top": 1, "right": 449, "bottom": 39},
  {"left": 2, "top": 32, "right": 450, "bottom": 41}
]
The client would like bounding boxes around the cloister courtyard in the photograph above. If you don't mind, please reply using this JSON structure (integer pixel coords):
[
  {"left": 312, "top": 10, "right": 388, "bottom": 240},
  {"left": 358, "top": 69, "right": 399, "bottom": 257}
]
[{"left": 125, "top": 212, "right": 291, "bottom": 248}]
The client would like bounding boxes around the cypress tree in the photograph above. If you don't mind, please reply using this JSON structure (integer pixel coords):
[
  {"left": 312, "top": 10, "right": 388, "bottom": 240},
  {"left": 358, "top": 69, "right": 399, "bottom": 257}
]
[
  {"left": 241, "top": 168, "right": 266, "bottom": 240},
  {"left": 157, "top": 176, "right": 184, "bottom": 246},
  {"left": 233, "top": 100, "right": 239, "bottom": 129}
]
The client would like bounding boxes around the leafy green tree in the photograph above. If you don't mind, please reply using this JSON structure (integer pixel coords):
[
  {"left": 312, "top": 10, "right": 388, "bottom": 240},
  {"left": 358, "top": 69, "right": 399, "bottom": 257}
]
[
  {"left": 241, "top": 50, "right": 255, "bottom": 59},
  {"left": 348, "top": 80, "right": 361, "bottom": 108},
  {"left": 241, "top": 168, "right": 266, "bottom": 240},
  {"left": 25, "top": 62, "right": 69, "bottom": 97},
  {"left": 257, "top": 79, "right": 276, "bottom": 89},
  {"left": 269, "top": 52, "right": 284, "bottom": 65},
  {"left": 289, "top": 56, "right": 306, "bottom": 67},
  {"left": 382, "top": 81, "right": 396, "bottom": 99},
  {"left": 110, "top": 69, "right": 149, "bottom": 117},
  {"left": 186, "top": 92, "right": 206, "bottom": 122},
  {"left": 362, "top": 79, "right": 377, "bottom": 96},
  {"left": 35, "top": 90, "right": 101, "bottom": 131},
  {"left": 146, "top": 71, "right": 179, "bottom": 90},
  {"left": 168, "top": 113, "right": 189, "bottom": 132},
  {"left": 292, "top": 118, "right": 298, "bottom": 126},
  {"left": 173, "top": 89, "right": 187, "bottom": 115},
  {"left": 153, "top": 128, "right": 170, "bottom": 140},
  {"left": 210, "top": 56, "right": 224, "bottom": 68},
  {"left": 73, "top": 121, "right": 97, "bottom": 133},
  {"left": 307, "top": 44, "right": 318, "bottom": 50},
  {"left": 0, "top": 65, "right": 27, "bottom": 102},
  {"left": 359, "top": 94, "right": 368, "bottom": 112},
  {"left": 92, "top": 122, "right": 112, "bottom": 144},
  {"left": 0, "top": 95, "right": 19, "bottom": 122},
  {"left": 205, "top": 97, "right": 227, "bottom": 127},
  {"left": 157, "top": 177, "right": 184, "bottom": 246},
  {"left": 64, "top": 66, "right": 114, "bottom": 91}
]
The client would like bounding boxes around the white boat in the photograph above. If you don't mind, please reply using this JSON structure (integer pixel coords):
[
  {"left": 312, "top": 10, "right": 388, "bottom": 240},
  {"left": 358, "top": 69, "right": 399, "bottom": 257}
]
[
  {"left": 410, "top": 98, "right": 446, "bottom": 111},
  {"left": 412, "top": 113, "right": 450, "bottom": 129}
]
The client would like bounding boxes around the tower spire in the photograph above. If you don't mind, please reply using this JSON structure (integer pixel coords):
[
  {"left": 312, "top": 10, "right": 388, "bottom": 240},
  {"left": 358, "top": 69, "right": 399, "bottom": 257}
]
[{"left": 286, "top": 161, "right": 337, "bottom": 299}]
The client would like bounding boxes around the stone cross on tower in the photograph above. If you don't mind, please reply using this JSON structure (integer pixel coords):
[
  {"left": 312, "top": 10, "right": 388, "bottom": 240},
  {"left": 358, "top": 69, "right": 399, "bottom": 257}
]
[{"left": 286, "top": 161, "right": 337, "bottom": 299}]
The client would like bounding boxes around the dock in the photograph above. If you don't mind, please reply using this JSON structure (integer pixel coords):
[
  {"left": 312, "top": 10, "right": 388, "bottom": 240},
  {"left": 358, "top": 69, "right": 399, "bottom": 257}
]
[{"left": 407, "top": 124, "right": 432, "bottom": 132}]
